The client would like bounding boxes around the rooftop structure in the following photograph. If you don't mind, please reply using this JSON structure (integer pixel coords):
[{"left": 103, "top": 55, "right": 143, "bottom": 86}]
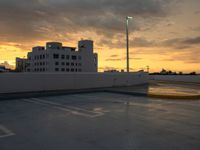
[
  {"left": 1, "top": 90, "right": 200, "bottom": 150},
  {"left": 16, "top": 40, "right": 98, "bottom": 72}
]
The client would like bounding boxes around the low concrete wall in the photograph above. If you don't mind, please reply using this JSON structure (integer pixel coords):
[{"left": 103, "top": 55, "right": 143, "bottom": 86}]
[
  {"left": 0, "top": 72, "right": 148, "bottom": 94},
  {"left": 151, "top": 75, "right": 200, "bottom": 84}
]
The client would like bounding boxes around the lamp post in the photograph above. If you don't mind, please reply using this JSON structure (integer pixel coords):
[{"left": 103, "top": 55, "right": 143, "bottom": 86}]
[
  {"left": 126, "top": 16, "right": 132, "bottom": 72},
  {"left": 146, "top": 66, "right": 150, "bottom": 73}
]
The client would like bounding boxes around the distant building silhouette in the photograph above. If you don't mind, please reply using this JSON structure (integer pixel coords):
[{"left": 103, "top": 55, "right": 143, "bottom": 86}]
[
  {"left": 0, "top": 65, "right": 6, "bottom": 72},
  {"left": 16, "top": 40, "right": 98, "bottom": 72}
]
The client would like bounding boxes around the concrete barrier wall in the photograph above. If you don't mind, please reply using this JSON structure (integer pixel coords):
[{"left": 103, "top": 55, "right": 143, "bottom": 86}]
[
  {"left": 0, "top": 72, "right": 148, "bottom": 94},
  {"left": 151, "top": 75, "right": 200, "bottom": 84}
]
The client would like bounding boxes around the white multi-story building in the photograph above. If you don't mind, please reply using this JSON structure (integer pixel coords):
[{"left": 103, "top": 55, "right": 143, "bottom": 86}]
[{"left": 16, "top": 40, "right": 98, "bottom": 72}]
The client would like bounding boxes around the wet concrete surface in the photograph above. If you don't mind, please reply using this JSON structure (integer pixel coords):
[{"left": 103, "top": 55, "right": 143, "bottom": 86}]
[
  {"left": 0, "top": 92, "right": 200, "bottom": 150},
  {"left": 149, "top": 81, "right": 200, "bottom": 96},
  {"left": 106, "top": 81, "right": 200, "bottom": 99}
]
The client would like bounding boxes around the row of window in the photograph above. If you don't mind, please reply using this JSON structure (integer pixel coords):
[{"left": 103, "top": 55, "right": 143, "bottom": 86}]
[
  {"left": 33, "top": 68, "right": 82, "bottom": 72},
  {"left": 34, "top": 62, "right": 47, "bottom": 66},
  {"left": 55, "top": 62, "right": 81, "bottom": 66},
  {"left": 34, "top": 68, "right": 46, "bottom": 72},
  {"left": 53, "top": 54, "right": 81, "bottom": 60},
  {"left": 55, "top": 68, "right": 82, "bottom": 72},
  {"left": 31, "top": 54, "right": 82, "bottom": 60},
  {"left": 33, "top": 62, "right": 82, "bottom": 66},
  {"left": 33, "top": 54, "right": 49, "bottom": 60}
]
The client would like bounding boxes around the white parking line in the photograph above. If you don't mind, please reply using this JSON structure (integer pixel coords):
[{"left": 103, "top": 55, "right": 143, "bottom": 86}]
[
  {"left": 24, "top": 98, "right": 104, "bottom": 118},
  {"left": 0, "top": 125, "right": 15, "bottom": 138}
]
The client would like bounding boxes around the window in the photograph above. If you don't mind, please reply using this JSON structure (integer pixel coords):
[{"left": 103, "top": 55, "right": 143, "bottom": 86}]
[
  {"left": 61, "top": 55, "right": 65, "bottom": 59},
  {"left": 72, "top": 55, "right": 77, "bottom": 60},
  {"left": 43, "top": 55, "right": 45, "bottom": 59},
  {"left": 66, "top": 62, "right": 69, "bottom": 66},
  {"left": 55, "top": 62, "right": 59, "bottom": 66},
  {"left": 75, "top": 69, "right": 77, "bottom": 72},
  {"left": 55, "top": 68, "right": 59, "bottom": 71},
  {"left": 40, "top": 62, "right": 42, "bottom": 66},
  {"left": 78, "top": 56, "right": 81, "bottom": 60},
  {"left": 61, "top": 68, "right": 65, "bottom": 72},
  {"left": 43, "top": 62, "right": 45, "bottom": 65},
  {"left": 78, "top": 63, "right": 82, "bottom": 66},
  {"left": 71, "top": 63, "right": 74, "bottom": 66},
  {"left": 71, "top": 68, "right": 74, "bottom": 72},
  {"left": 53, "top": 54, "right": 59, "bottom": 59},
  {"left": 40, "top": 55, "right": 42, "bottom": 59},
  {"left": 66, "top": 55, "right": 70, "bottom": 59},
  {"left": 66, "top": 68, "right": 69, "bottom": 72},
  {"left": 61, "top": 62, "right": 65, "bottom": 66},
  {"left": 43, "top": 68, "right": 45, "bottom": 72}
]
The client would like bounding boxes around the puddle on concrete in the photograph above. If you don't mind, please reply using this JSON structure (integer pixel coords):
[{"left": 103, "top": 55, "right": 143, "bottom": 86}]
[{"left": 149, "top": 82, "right": 200, "bottom": 96}]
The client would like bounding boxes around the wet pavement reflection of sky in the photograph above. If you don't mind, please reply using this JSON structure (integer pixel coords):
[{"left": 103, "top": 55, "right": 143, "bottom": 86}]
[{"left": 149, "top": 82, "right": 200, "bottom": 96}]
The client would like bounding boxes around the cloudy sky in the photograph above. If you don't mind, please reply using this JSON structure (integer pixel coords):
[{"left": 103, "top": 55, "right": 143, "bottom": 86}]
[{"left": 0, "top": 0, "right": 200, "bottom": 72}]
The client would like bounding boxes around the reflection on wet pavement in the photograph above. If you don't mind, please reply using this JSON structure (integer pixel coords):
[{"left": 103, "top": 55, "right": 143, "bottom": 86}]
[
  {"left": 149, "top": 81, "right": 200, "bottom": 96},
  {"left": 0, "top": 92, "right": 200, "bottom": 150},
  {"left": 105, "top": 81, "right": 200, "bottom": 98}
]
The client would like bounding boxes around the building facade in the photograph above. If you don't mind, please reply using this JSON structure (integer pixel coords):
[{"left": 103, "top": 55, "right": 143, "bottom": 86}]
[
  {"left": 16, "top": 40, "right": 98, "bottom": 72},
  {"left": 16, "top": 58, "right": 28, "bottom": 72}
]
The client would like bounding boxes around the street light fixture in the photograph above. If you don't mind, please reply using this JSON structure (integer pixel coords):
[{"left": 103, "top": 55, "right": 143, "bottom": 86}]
[{"left": 126, "top": 16, "right": 133, "bottom": 72}]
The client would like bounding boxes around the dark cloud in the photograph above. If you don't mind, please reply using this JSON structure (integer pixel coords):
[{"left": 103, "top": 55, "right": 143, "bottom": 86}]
[
  {"left": 0, "top": 0, "right": 174, "bottom": 43},
  {"left": 106, "top": 58, "right": 122, "bottom": 61},
  {"left": 162, "top": 36, "right": 200, "bottom": 49},
  {"left": 133, "top": 36, "right": 200, "bottom": 49},
  {"left": 174, "top": 49, "right": 200, "bottom": 64},
  {"left": 98, "top": 34, "right": 200, "bottom": 52},
  {"left": 131, "top": 37, "right": 156, "bottom": 47},
  {"left": 110, "top": 55, "right": 119, "bottom": 58},
  {"left": 153, "top": 48, "right": 200, "bottom": 64},
  {"left": 194, "top": 10, "right": 200, "bottom": 14},
  {"left": 97, "top": 36, "right": 157, "bottom": 49},
  {"left": 106, "top": 56, "right": 142, "bottom": 61},
  {"left": 182, "top": 37, "right": 200, "bottom": 45},
  {"left": 190, "top": 26, "right": 200, "bottom": 32}
]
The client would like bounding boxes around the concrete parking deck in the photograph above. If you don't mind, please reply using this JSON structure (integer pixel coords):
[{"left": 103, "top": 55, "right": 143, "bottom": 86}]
[{"left": 0, "top": 92, "right": 200, "bottom": 150}]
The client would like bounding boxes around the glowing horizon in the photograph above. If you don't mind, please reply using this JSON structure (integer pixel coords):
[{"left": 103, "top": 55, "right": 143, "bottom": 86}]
[{"left": 0, "top": 0, "right": 200, "bottom": 73}]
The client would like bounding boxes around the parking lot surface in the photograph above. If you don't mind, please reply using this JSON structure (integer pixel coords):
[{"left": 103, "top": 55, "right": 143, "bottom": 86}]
[{"left": 0, "top": 92, "right": 200, "bottom": 150}]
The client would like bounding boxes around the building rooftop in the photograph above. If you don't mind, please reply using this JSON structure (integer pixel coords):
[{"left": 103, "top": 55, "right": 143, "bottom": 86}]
[{"left": 0, "top": 89, "right": 200, "bottom": 150}]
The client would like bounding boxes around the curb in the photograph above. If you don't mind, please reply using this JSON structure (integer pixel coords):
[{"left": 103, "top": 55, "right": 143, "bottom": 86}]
[{"left": 148, "top": 93, "right": 200, "bottom": 100}]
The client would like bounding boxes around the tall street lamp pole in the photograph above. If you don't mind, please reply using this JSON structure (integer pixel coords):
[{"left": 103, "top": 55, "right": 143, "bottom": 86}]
[{"left": 126, "top": 16, "right": 132, "bottom": 72}]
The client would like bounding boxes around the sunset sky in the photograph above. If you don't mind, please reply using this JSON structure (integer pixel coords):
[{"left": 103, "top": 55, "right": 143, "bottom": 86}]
[{"left": 0, "top": 0, "right": 199, "bottom": 72}]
